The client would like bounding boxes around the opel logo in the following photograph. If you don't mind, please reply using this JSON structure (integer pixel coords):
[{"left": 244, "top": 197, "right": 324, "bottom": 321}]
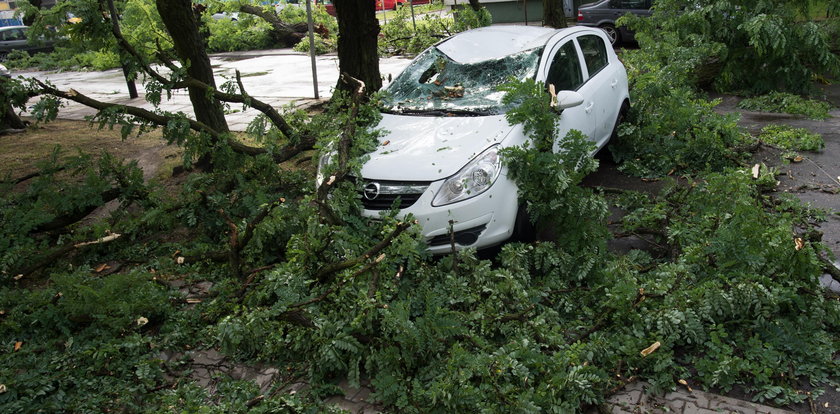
[{"left": 363, "top": 182, "right": 381, "bottom": 200}]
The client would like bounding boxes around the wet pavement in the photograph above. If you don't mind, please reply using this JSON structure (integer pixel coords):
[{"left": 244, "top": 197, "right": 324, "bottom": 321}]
[{"left": 15, "top": 49, "right": 412, "bottom": 131}]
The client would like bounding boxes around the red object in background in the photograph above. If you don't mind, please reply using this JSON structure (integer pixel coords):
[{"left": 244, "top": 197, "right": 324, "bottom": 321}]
[
  {"left": 375, "top": 0, "right": 431, "bottom": 11},
  {"left": 312, "top": 0, "right": 336, "bottom": 16}
]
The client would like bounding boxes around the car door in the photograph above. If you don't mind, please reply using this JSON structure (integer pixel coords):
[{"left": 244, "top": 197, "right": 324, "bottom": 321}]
[
  {"left": 575, "top": 32, "right": 619, "bottom": 149},
  {"left": 541, "top": 36, "right": 596, "bottom": 151}
]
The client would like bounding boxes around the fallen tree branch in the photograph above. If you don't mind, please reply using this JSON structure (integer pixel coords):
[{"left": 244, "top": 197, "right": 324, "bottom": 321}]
[
  {"left": 314, "top": 73, "right": 365, "bottom": 224},
  {"left": 32, "top": 80, "right": 311, "bottom": 164},
  {"left": 31, "top": 187, "right": 121, "bottom": 233},
  {"left": 92, "top": 10, "right": 306, "bottom": 148},
  {"left": 313, "top": 220, "right": 412, "bottom": 284},
  {"left": 10, "top": 233, "right": 123, "bottom": 279}
]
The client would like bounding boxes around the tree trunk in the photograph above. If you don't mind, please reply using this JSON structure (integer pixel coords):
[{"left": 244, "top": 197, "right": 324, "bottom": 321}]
[
  {"left": 22, "top": 0, "right": 43, "bottom": 26},
  {"left": 155, "top": 0, "right": 229, "bottom": 136},
  {"left": 468, "top": 0, "right": 482, "bottom": 11},
  {"left": 334, "top": 0, "right": 381, "bottom": 96},
  {"left": 543, "top": 0, "right": 567, "bottom": 28},
  {"left": 1, "top": 103, "right": 26, "bottom": 131},
  {"left": 105, "top": 0, "right": 139, "bottom": 99}
]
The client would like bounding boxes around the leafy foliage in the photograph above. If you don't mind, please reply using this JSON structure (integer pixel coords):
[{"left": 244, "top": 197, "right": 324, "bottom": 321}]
[
  {"left": 757, "top": 125, "right": 824, "bottom": 152},
  {"left": 608, "top": 40, "right": 751, "bottom": 177},
  {"left": 620, "top": 0, "right": 840, "bottom": 94},
  {"left": 738, "top": 92, "right": 833, "bottom": 120},
  {"left": 379, "top": 4, "right": 491, "bottom": 55}
]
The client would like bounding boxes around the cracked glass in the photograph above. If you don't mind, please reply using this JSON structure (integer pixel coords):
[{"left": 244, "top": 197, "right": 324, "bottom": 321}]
[{"left": 382, "top": 46, "right": 543, "bottom": 115}]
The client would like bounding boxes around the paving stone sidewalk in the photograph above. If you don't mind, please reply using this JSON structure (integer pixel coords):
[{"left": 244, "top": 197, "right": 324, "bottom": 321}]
[{"left": 316, "top": 379, "right": 798, "bottom": 414}]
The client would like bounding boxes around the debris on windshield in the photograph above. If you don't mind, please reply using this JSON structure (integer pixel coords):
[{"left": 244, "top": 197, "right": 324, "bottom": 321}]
[
  {"left": 433, "top": 85, "right": 465, "bottom": 99},
  {"left": 384, "top": 47, "right": 542, "bottom": 114}
]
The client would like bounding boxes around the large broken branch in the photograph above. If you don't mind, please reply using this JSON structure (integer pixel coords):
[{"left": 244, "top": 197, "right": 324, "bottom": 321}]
[
  {"left": 238, "top": 4, "right": 309, "bottom": 46},
  {"left": 10, "top": 233, "right": 123, "bottom": 279},
  {"left": 314, "top": 74, "right": 365, "bottom": 224},
  {"left": 97, "top": 5, "right": 303, "bottom": 144},
  {"left": 32, "top": 80, "right": 311, "bottom": 164}
]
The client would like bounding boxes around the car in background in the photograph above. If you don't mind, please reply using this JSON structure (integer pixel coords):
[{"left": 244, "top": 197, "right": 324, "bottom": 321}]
[
  {"left": 577, "top": 0, "right": 653, "bottom": 45},
  {"left": 0, "top": 26, "right": 55, "bottom": 60},
  {"left": 318, "top": 26, "right": 629, "bottom": 253}
]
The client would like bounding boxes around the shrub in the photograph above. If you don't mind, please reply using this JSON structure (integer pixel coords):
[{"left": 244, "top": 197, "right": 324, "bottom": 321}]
[
  {"left": 621, "top": 0, "right": 840, "bottom": 94},
  {"left": 206, "top": 17, "right": 274, "bottom": 52}
]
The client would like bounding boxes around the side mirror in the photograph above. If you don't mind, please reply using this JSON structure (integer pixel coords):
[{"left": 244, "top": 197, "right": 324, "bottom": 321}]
[{"left": 555, "top": 90, "right": 584, "bottom": 110}]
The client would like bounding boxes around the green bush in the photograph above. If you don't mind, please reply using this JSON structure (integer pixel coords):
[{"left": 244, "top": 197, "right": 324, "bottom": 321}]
[
  {"left": 738, "top": 92, "right": 832, "bottom": 120},
  {"left": 206, "top": 16, "right": 274, "bottom": 52},
  {"left": 621, "top": 0, "right": 840, "bottom": 94}
]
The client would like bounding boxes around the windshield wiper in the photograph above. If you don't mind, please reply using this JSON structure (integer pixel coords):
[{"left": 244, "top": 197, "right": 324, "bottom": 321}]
[{"left": 391, "top": 108, "right": 491, "bottom": 117}]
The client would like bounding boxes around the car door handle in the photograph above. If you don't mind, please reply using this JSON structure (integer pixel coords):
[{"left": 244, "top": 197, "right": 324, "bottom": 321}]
[
  {"left": 584, "top": 102, "right": 594, "bottom": 113},
  {"left": 610, "top": 79, "right": 618, "bottom": 88}
]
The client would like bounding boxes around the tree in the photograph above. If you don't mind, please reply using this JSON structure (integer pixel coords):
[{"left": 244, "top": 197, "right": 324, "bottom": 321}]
[
  {"left": 543, "top": 0, "right": 567, "bottom": 28},
  {"left": 155, "top": 0, "right": 229, "bottom": 135},
  {"left": 333, "top": 0, "right": 381, "bottom": 95}
]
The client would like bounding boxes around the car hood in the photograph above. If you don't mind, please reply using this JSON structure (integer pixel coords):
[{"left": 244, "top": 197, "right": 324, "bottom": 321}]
[{"left": 361, "top": 113, "right": 519, "bottom": 181}]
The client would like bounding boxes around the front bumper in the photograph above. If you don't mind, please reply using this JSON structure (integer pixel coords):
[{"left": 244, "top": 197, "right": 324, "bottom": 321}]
[{"left": 361, "top": 173, "right": 520, "bottom": 254}]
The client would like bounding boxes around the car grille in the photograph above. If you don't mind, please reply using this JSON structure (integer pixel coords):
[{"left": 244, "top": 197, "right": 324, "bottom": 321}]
[
  {"left": 428, "top": 225, "right": 487, "bottom": 247},
  {"left": 358, "top": 179, "right": 430, "bottom": 211}
]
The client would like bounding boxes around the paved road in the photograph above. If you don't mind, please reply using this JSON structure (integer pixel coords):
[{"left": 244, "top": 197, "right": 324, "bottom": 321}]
[{"left": 16, "top": 49, "right": 412, "bottom": 131}]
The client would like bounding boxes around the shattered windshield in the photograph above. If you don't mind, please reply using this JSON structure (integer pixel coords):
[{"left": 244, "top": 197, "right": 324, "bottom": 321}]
[{"left": 382, "top": 46, "right": 543, "bottom": 115}]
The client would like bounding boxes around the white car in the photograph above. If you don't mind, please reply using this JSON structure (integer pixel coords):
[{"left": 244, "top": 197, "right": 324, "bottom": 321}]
[{"left": 344, "top": 26, "right": 629, "bottom": 253}]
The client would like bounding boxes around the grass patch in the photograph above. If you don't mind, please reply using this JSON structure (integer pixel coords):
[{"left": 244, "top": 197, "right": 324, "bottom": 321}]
[{"left": 0, "top": 119, "right": 180, "bottom": 181}]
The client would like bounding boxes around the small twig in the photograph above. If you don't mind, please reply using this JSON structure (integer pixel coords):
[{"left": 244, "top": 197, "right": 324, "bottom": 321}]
[
  {"left": 606, "top": 375, "right": 639, "bottom": 396},
  {"left": 497, "top": 303, "right": 536, "bottom": 323}
]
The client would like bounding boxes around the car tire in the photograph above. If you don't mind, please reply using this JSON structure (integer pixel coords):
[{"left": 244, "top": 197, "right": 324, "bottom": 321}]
[
  {"left": 511, "top": 203, "right": 536, "bottom": 243},
  {"left": 600, "top": 24, "right": 620, "bottom": 46},
  {"left": 607, "top": 101, "right": 630, "bottom": 146}
]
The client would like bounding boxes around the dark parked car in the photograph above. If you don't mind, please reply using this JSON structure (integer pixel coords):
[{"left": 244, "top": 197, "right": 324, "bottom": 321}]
[
  {"left": 0, "top": 26, "right": 55, "bottom": 60},
  {"left": 577, "top": 0, "right": 653, "bottom": 46}
]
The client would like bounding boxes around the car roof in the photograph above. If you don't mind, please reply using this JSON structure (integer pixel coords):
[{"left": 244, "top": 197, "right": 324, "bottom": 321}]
[
  {"left": 0, "top": 26, "right": 28, "bottom": 30},
  {"left": 436, "top": 26, "right": 561, "bottom": 64}
]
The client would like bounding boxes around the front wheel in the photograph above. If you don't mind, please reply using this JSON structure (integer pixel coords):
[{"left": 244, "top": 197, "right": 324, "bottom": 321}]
[
  {"left": 600, "top": 24, "right": 620, "bottom": 46},
  {"left": 511, "top": 203, "right": 536, "bottom": 243}
]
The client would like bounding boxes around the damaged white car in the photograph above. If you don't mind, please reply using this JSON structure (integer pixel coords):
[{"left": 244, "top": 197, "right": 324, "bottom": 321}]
[{"left": 334, "top": 26, "right": 629, "bottom": 253}]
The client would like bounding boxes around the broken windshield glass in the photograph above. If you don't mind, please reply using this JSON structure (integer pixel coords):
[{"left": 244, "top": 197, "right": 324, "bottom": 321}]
[{"left": 382, "top": 47, "right": 543, "bottom": 115}]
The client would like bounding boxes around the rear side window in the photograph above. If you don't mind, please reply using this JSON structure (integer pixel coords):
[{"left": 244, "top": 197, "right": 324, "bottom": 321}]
[
  {"left": 546, "top": 41, "right": 583, "bottom": 91},
  {"left": 577, "top": 35, "right": 608, "bottom": 77},
  {"left": 610, "top": 0, "right": 650, "bottom": 9}
]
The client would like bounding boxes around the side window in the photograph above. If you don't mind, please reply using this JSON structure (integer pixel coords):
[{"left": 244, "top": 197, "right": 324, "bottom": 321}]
[
  {"left": 545, "top": 41, "right": 583, "bottom": 92},
  {"left": 619, "top": 0, "right": 648, "bottom": 9},
  {"left": 577, "top": 35, "right": 608, "bottom": 77},
  {"left": 8, "top": 29, "right": 26, "bottom": 41}
]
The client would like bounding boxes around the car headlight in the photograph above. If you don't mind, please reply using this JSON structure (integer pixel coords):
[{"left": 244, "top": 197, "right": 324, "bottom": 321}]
[{"left": 432, "top": 145, "right": 501, "bottom": 207}]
